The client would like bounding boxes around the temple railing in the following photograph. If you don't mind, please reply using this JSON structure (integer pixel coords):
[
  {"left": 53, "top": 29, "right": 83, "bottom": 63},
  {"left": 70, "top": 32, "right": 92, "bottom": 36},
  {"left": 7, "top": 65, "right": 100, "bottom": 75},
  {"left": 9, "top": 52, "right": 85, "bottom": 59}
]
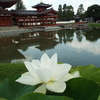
[{"left": 16, "top": 16, "right": 57, "bottom": 27}]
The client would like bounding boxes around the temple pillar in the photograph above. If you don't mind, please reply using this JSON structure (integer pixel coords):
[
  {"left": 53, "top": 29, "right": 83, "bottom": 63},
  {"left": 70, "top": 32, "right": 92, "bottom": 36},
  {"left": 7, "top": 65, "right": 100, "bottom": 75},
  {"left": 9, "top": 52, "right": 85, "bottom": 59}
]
[
  {"left": 18, "top": 20, "right": 20, "bottom": 28},
  {"left": 10, "top": 15, "right": 13, "bottom": 25},
  {"left": 46, "top": 18, "right": 47, "bottom": 26},
  {"left": 24, "top": 18, "right": 25, "bottom": 27},
  {"left": 35, "top": 18, "right": 36, "bottom": 26},
  {"left": 4, "top": 14, "right": 7, "bottom": 25}
]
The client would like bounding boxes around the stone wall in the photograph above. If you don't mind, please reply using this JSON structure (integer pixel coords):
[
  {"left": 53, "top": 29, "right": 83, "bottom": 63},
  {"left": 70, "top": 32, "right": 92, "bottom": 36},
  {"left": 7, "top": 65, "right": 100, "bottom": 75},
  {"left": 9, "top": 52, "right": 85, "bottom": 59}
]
[{"left": 0, "top": 26, "right": 19, "bottom": 31}]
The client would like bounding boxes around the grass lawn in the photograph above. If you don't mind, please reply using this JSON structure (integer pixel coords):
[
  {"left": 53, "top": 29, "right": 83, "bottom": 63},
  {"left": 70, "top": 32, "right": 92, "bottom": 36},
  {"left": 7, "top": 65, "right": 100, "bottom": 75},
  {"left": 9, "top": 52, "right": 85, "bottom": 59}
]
[
  {"left": 0, "top": 63, "right": 27, "bottom": 82},
  {"left": 0, "top": 62, "right": 64, "bottom": 82},
  {"left": 88, "top": 23, "right": 100, "bottom": 28}
]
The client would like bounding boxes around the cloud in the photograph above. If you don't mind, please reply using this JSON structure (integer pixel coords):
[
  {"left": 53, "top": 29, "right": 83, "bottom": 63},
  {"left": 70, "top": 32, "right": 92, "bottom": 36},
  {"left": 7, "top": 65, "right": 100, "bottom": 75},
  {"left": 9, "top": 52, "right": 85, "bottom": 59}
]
[{"left": 67, "top": 41, "right": 100, "bottom": 55}]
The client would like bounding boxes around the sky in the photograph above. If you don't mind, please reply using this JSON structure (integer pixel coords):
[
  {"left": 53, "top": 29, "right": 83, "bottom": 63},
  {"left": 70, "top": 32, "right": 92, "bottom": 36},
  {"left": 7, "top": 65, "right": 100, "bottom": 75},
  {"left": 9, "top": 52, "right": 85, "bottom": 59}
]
[{"left": 10, "top": 0, "right": 100, "bottom": 13}]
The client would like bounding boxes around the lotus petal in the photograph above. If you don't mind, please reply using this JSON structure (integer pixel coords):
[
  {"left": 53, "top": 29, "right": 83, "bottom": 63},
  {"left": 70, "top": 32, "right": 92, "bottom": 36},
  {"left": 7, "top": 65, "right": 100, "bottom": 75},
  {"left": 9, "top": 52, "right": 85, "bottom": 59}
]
[
  {"left": 31, "top": 60, "right": 41, "bottom": 68},
  {"left": 34, "top": 83, "right": 46, "bottom": 94},
  {"left": 40, "top": 53, "right": 50, "bottom": 67},
  {"left": 46, "top": 60, "right": 56, "bottom": 75},
  {"left": 51, "top": 53, "right": 57, "bottom": 64},
  {"left": 72, "top": 71, "right": 80, "bottom": 78},
  {"left": 46, "top": 81, "right": 66, "bottom": 93},
  {"left": 16, "top": 72, "right": 41, "bottom": 85},
  {"left": 54, "top": 64, "right": 72, "bottom": 80},
  {"left": 60, "top": 73, "right": 73, "bottom": 82},
  {"left": 24, "top": 61, "right": 38, "bottom": 78},
  {"left": 36, "top": 68, "right": 53, "bottom": 83}
]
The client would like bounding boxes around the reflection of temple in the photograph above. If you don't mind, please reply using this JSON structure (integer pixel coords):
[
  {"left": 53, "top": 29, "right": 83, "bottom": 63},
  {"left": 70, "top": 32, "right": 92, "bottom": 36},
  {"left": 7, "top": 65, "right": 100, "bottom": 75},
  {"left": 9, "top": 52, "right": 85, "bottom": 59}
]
[
  {"left": 0, "top": 31, "right": 59, "bottom": 62},
  {"left": 19, "top": 31, "right": 59, "bottom": 51},
  {"left": 0, "top": 31, "right": 58, "bottom": 47},
  {"left": 0, "top": 0, "right": 58, "bottom": 27},
  {"left": 0, "top": 36, "right": 25, "bottom": 63},
  {"left": 0, "top": 48, "right": 25, "bottom": 63},
  {"left": 35, "top": 31, "right": 59, "bottom": 51}
]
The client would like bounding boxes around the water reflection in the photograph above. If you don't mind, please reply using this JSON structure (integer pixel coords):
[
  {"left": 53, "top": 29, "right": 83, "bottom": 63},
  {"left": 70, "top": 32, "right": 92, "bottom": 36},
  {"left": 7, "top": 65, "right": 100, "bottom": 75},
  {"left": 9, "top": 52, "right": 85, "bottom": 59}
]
[
  {"left": 75, "top": 30, "right": 84, "bottom": 42},
  {"left": 0, "top": 29, "right": 100, "bottom": 67},
  {"left": 57, "top": 30, "right": 74, "bottom": 43},
  {"left": 83, "top": 29, "right": 100, "bottom": 42},
  {"left": 67, "top": 34, "right": 100, "bottom": 55},
  {"left": 0, "top": 31, "right": 59, "bottom": 63}
]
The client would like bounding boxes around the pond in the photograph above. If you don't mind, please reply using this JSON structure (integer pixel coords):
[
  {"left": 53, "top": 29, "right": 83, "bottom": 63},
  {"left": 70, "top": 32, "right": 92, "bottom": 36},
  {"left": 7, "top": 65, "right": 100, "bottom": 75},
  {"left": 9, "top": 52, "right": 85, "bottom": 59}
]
[{"left": 0, "top": 28, "right": 100, "bottom": 67}]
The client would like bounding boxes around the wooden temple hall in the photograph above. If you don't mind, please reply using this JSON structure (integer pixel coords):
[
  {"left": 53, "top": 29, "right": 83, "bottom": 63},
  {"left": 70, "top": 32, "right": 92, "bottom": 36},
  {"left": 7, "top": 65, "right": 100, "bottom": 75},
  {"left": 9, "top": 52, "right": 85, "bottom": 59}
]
[{"left": 0, "top": 0, "right": 59, "bottom": 27}]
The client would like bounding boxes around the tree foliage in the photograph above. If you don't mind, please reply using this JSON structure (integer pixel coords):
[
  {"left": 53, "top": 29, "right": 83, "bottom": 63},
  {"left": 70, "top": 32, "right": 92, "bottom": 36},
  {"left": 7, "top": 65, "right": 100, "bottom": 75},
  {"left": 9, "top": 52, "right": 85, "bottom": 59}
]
[
  {"left": 85, "top": 4, "right": 100, "bottom": 21},
  {"left": 76, "top": 4, "right": 85, "bottom": 20},
  {"left": 58, "top": 5, "right": 63, "bottom": 21},
  {"left": 58, "top": 3, "right": 100, "bottom": 21},
  {"left": 58, "top": 4, "right": 74, "bottom": 21},
  {"left": 15, "top": 0, "right": 26, "bottom": 10},
  {"left": 63, "top": 4, "right": 67, "bottom": 21},
  {"left": 66, "top": 5, "right": 74, "bottom": 20},
  {"left": 76, "top": 4, "right": 84, "bottom": 15}
]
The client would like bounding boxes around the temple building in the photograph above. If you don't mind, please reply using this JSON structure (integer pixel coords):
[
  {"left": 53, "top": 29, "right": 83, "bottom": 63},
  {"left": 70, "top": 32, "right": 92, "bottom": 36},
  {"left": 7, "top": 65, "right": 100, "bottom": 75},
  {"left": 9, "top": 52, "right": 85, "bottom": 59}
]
[
  {"left": 0, "top": 0, "right": 59, "bottom": 27},
  {"left": 0, "top": 0, "right": 17, "bottom": 26}
]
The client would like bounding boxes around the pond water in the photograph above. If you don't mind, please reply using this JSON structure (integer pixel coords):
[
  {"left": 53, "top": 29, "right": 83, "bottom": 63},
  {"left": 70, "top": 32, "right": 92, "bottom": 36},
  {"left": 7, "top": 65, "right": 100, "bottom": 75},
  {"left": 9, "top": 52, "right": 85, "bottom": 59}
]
[{"left": 0, "top": 28, "right": 100, "bottom": 67}]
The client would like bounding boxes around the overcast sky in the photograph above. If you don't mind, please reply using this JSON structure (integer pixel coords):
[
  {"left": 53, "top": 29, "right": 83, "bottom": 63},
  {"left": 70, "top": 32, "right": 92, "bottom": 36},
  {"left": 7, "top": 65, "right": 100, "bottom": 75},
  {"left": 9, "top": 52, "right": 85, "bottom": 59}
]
[{"left": 11, "top": 0, "right": 100, "bottom": 13}]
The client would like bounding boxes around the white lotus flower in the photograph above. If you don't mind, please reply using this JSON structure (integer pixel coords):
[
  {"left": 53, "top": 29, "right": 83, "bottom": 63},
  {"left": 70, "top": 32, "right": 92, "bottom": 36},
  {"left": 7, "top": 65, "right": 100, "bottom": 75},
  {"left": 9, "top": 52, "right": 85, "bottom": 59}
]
[{"left": 16, "top": 53, "right": 78, "bottom": 94}]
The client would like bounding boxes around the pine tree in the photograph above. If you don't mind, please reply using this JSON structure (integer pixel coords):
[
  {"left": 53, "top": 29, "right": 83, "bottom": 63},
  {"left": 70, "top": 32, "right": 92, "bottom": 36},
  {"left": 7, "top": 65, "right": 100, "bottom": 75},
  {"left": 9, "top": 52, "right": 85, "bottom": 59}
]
[
  {"left": 76, "top": 4, "right": 84, "bottom": 20},
  {"left": 58, "top": 5, "right": 63, "bottom": 21},
  {"left": 63, "top": 4, "right": 67, "bottom": 21},
  {"left": 66, "top": 5, "right": 74, "bottom": 21},
  {"left": 15, "top": 0, "right": 26, "bottom": 10}
]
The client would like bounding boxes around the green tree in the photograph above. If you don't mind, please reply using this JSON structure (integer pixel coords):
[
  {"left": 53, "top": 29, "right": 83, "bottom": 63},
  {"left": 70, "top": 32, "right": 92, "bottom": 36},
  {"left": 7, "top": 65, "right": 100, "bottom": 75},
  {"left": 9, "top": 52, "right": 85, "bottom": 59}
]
[
  {"left": 58, "top": 4, "right": 74, "bottom": 21},
  {"left": 15, "top": 0, "right": 26, "bottom": 10},
  {"left": 63, "top": 4, "right": 67, "bottom": 21},
  {"left": 85, "top": 4, "right": 100, "bottom": 21},
  {"left": 66, "top": 5, "right": 74, "bottom": 20},
  {"left": 76, "top": 4, "right": 84, "bottom": 20},
  {"left": 58, "top": 5, "right": 63, "bottom": 21}
]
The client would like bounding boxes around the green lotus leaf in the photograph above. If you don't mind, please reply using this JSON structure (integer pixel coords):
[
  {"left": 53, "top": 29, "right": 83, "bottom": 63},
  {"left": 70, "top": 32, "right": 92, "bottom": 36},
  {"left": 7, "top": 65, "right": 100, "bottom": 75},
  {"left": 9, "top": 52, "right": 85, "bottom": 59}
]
[
  {"left": 71, "top": 64, "right": 100, "bottom": 83},
  {"left": 98, "top": 95, "right": 100, "bottom": 100},
  {"left": 15, "top": 93, "right": 73, "bottom": 100},
  {"left": 50, "top": 78, "right": 100, "bottom": 100},
  {"left": 0, "top": 98, "right": 7, "bottom": 100},
  {"left": 65, "top": 78, "right": 100, "bottom": 100},
  {"left": 0, "top": 74, "right": 37, "bottom": 100}
]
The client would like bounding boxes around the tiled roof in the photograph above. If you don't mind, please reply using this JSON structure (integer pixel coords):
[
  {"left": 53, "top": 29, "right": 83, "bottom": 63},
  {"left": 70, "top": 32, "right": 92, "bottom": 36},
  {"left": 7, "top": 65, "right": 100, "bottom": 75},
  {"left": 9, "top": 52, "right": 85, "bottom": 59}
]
[
  {"left": 0, "top": 0, "right": 17, "bottom": 8},
  {"left": 41, "top": 8, "right": 59, "bottom": 14},
  {"left": 32, "top": 2, "right": 52, "bottom": 8},
  {"left": 16, "top": 10, "right": 40, "bottom": 15},
  {"left": 16, "top": 8, "right": 58, "bottom": 15},
  {"left": 0, "top": 0, "right": 18, "bottom": 3},
  {"left": 0, "top": 8, "right": 58, "bottom": 15},
  {"left": 0, "top": 10, "right": 16, "bottom": 14},
  {"left": 0, "top": 0, "right": 17, "bottom": 2}
]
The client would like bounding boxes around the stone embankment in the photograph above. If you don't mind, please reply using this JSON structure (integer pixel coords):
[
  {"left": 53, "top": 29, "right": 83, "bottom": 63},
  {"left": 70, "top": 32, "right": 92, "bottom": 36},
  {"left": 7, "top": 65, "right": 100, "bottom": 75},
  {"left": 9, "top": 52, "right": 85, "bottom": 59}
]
[
  {"left": 64, "top": 23, "right": 88, "bottom": 29},
  {"left": 0, "top": 26, "right": 44, "bottom": 38},
  {"left": 0, "top": 26, "right": 30, "bottom": 37},
  {"left": 0, "top": 23, "right": 88, "bottom": 38},
  {"left": 0, "top": 26, "right": 61, "bottom": 38}
]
